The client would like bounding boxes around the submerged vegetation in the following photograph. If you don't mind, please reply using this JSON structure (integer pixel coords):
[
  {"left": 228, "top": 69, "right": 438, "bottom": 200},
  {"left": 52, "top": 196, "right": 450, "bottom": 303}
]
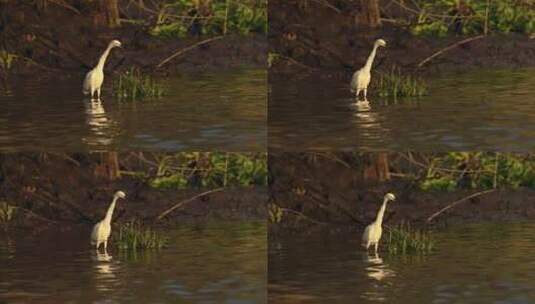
[
  {"left": 385, "top": 223, "right": 435, "bottom": 255},
  {"left": 116, "top": 221, "right": 168, "bottom": 250},
  {"left": 113, "top": 68, "right": 164, "bottom": 101},
  {"left": 376, "top": 68, "right": 427, "bottom": 98}
]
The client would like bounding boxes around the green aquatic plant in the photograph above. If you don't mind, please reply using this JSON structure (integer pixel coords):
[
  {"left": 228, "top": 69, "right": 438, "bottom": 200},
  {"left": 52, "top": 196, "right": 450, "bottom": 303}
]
[
  {"left": 376, "top": 68, "right": 427, "bottom": 98},
  {"left": 149, "top": 0, "right": 267, "bottom": 38},
  {"left": 113, "top": 68, "right": 164, "bottom": 101},
  {"left": 409, "top": 0, "right": 534, "bottom": 36},
  {"left": 149, "top": 152, "right": 267, "bottom": 189},
  {"left": 116, "top": 220, "right": 168, "bottom": 250},
  {"left": 385, "top": 223, "right": 435, "bottom": 255},
  {"left": 419, "top": 152, "right": 535, "bottom": 191}
]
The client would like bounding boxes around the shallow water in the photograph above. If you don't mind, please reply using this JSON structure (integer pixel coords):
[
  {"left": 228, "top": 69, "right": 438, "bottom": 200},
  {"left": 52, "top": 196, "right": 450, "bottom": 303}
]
[
  {"left": 269, "top": 68, "right": 535, "bottom": 151},
  {"left": 269, "top": 222, "right": 535, "bottom": 303},
  {"left": 0, "top": 69, "right": 266, "bottom": 151},
  {"left": 0, "top": 221, "right": 266, "bottom": 303}
]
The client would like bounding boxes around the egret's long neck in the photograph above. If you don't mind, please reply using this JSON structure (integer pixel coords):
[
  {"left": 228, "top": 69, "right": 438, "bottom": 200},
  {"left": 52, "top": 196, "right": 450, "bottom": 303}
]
[
  {"left": 375, "top": 197, "right": 389, "bottom": 226},
  {"left": 104, "top": 196, "right": 118, "bottom": 223},
  {"left": 363, "top": 44, "right": 379, "bottom": 72},
  {"left": 96, "top": 44, "right": 114, "bottom": 71}
]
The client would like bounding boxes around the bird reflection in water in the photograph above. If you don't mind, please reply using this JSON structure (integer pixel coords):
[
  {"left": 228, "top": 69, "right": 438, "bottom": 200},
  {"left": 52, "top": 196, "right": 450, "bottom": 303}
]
[
  {"left": 84, "top": 100, "right": 114, "bottom": 146},
  {"left": 351, "top": 99, "right": 391, "bottom": 144},
  {"left": 92, "top": 251, "right": 118, "bottom": 292},
  {"left": 363, "top": 252, "right": 395, "bottom": 281}
]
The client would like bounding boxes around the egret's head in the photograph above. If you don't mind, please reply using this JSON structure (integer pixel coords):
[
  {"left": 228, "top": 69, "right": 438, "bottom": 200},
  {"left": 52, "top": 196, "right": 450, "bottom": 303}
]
[
  {"left": 110, "top": 40, "right": 122, "bottom": 48},
  {"left": 114, "top": 190, "right": 126, "bottom": 199},
  {"left": 375, "top": 39, "right": 387, "bottom": 47},
  {"left": 384, "top": 192, "right": 396, "bottom": 202}
]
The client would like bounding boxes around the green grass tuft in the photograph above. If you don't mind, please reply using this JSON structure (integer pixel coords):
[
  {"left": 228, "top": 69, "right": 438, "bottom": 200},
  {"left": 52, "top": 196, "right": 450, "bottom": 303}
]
[
  {"left": 376, "top": 68, "right": 428, "bottom": 98},
  {"left": 113, "top": 68, "right": 164, "bottom": 101},
  {"left": 385, "top": 223, "right": 435, "bottom": 255},
  {"left": 116, "top": 220, "right": 168, "bottom": 250}
]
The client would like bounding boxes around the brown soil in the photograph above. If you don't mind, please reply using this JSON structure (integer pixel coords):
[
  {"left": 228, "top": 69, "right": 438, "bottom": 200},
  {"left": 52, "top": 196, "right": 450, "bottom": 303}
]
[
  {"left": 0, "top": 154, "right": 266, "bottom": 236},
  {"left": 268, "top": 153, "right": 535, "bottom": 236},
  {"left": 268, "top": 0, "right": 535, "bottom": 80},
  {"left": 1, "top": 2, "right": 266, "bottom": 80}
]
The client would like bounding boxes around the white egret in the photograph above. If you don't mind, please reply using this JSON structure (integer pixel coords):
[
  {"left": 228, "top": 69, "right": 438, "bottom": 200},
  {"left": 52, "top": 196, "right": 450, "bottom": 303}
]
[
  {"left": 83, "top": 40, "right": 122, "bottom": 101},
  {"left": 362, "top": 192, "right": 396, "bottom": 254},
  {"left": 91, "top": 190, "right": 126, "bottom": 252},
  {"left": 350, "top": 39, "right": 387, "bottom": 101}
]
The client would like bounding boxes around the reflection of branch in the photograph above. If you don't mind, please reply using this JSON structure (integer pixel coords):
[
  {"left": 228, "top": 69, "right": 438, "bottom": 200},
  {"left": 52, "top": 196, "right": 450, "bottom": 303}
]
[
  {"left": 156, "top": 188, "right": 224, "bottom": 220},
  {"left": 426, "top": 189, "right": 496, "bottom": 222},
  {"left": 418, "top": 35, "right": 485, "bottom": 68}
]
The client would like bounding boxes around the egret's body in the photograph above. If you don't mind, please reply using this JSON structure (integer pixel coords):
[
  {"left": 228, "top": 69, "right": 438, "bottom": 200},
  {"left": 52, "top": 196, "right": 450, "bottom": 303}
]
[
  {"left": 91, "top": 191, "right": 126, "bottom": 252},
  {"left": 83, "top": 40, "right": 122, "bottom": 101},
  {"left": 350, "top": 39, "right": 386, "bottom": 101},
  {"left": 362, "top": 193, "right": 396, "bottom": 253}
]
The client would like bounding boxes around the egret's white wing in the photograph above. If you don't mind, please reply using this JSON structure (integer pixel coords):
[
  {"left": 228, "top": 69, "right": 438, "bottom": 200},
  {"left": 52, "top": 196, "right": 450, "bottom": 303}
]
[
  {"left": 362, "top": 223, "right": 372, "bottom": 244},
  {"left": 83, "top": 70, "right": 93, "bottom": 95},
  {"left": 90, "top": 221, "right": 102, "bottom": 245}
]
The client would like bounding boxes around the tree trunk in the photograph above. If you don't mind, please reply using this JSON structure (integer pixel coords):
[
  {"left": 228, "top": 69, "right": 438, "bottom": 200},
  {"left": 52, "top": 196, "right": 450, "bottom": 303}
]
[
  {"left": 357, "top": 0, "right": 381, "bottom": 28},
  {"left": 101, "top": 0, "right": 120, "bottom": 28},
  {"left": 94, "top": 152, "right": 121, "bottom": 180},
  {"left": 363, "top": 153, "right": 390, "bottom": 182}
]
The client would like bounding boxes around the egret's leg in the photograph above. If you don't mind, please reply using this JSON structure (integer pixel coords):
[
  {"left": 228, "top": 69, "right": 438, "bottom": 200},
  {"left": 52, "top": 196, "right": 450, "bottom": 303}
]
[
  {"left": 96, "top": 88, "right": 101, "bottom": 101},
  {"left": 356, "top": 89, "right": 362, "bottom": 101},
  {"left": 104, "top": 240, "right": 107, "bottom": 252},
  {"left": 363, "top": 89, "right": 368, "bottom": 101},
  {"left": 374, "top": 242, "right": 378, "bottom": 254}
]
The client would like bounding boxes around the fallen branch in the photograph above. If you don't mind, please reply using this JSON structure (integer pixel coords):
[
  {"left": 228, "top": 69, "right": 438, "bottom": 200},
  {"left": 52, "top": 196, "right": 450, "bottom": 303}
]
[
  {"left": 49, "top": 0, "right": 80, "bottom": 15},
  {"left": 280, "top": 207, "right": 328, "bottom": 225},
  {"left": 417, "top": 35, "right": 485, "bottom": 68},
  {"left": 310, "top": 0, "right": 341, "bottom": 14},
  {"left": 156, "top": 36, "right": 224, "bottom": 68},
  {"left": 426, "top": 189, "right": 496, "bottom": 223},
  {"left": 156, "top": 188, "right": 224, "bottom": 220},
  {"left": 15, "top": 206, "right": 58, "bottom": 224},
  {"left": 279, "top": 55, "right": 316, "bottom": 71}
]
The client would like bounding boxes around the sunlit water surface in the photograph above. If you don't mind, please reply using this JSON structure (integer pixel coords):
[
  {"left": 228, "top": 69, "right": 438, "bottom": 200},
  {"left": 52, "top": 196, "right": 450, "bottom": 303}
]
[
  {"left": 269, "top": 222, "right": 535, "bottom": 303},
  {"left": 269, "top": 68, "right": 535, "bottom": 151},
  {"left": 0, "top": 221, "right": 266, "bottom": 303},
  {"left": 0, "top": 69, "right": 266, "bottom": 151}
]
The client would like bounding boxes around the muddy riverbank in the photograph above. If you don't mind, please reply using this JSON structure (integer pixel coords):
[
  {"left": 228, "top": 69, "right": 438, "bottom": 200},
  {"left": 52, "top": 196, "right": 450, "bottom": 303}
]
[
  {"left": 268, "top": 153, "right": 535, "bottom": 236},
  {"left": 268, "top": 0, "right": 535, "bottom": 80},
  {"left": 1, "top": 2, "right": 266, "bottom": 81},
  {"left": 0, "top": 153, "right": 267, "bottom": 235}
]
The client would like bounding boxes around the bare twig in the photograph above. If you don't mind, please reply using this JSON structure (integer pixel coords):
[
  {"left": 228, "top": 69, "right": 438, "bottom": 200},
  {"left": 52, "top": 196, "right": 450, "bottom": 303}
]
[
  {"left": 156, "top": 188, "right": 224, "bottom": 220},
  {"left": 156, "top": 36, "right": 224, "bottom": 68},
  {"left": 426, "top": 189, "right": 497, "bottom": 222},
  {"left": 417, "top": 35, "right": 485, "bottom": 68}
]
